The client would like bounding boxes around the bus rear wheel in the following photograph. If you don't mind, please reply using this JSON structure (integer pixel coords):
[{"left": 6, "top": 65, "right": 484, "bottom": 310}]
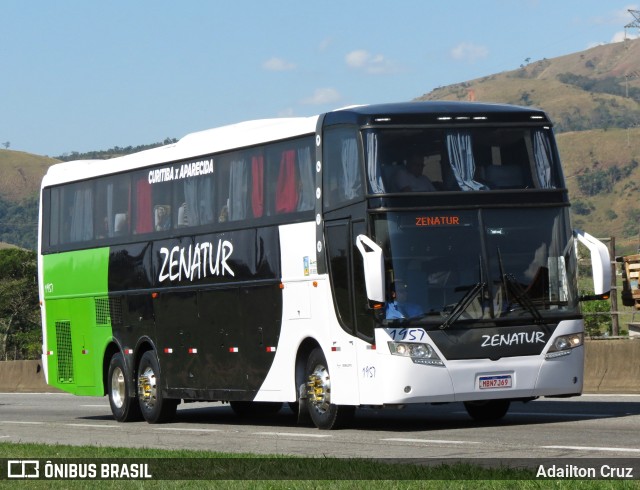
[
  {"left": 107, "top": 352, "right": 142, "bottom": 422},
  {"left": 137, "top": 351, "right": 178, "bottom": 423},
  {"left": 305, "top": 348, "right": 354, "bottom": 430},
  {"left": 464, "top": 399, "right": 510, "bottom": 422}
]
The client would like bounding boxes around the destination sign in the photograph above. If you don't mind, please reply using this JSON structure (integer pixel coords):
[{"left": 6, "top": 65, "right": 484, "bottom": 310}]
[{"left": 415, "top": 215, "right": 460, "bottom": 227}]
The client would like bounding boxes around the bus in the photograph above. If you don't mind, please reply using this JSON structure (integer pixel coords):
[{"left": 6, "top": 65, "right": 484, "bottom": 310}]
[{"left": 38, "top": 101, "right": 611, "bottom": 429}]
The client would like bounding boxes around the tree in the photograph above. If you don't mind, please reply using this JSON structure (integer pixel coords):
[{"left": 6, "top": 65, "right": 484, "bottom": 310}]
[
  {"left": 0, "top": 249, "right": 40, "bottom": 360},
  {"left": 2, "top": 142, "right": 9, "bottom": 150},
  {"left": 582, "top": 297, "right": 613, "bottom": 336}
]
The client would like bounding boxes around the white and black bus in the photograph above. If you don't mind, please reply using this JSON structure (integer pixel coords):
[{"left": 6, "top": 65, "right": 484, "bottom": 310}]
[{"left": 39, "top": 102, "right": 610, "bottom": 429}]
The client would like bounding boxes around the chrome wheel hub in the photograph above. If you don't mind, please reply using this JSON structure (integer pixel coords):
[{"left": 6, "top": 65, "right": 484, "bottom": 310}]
[
  {"left": 138, "top": 366, "right": 158, "bottom": 410},
  {"left": 110, "top": 367, "right": 126, "bottom": 409},
  {"left": 307, "top": 364, "right": 331, "bottom": 414}
]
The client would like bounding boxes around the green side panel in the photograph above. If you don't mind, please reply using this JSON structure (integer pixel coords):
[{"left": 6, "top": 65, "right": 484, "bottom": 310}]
[{"left": 42, "top": 247, "right": 113, "bottom": 396}]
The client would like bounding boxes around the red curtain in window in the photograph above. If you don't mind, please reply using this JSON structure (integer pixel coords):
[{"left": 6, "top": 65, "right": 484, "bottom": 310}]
[
  {"left": 251, "top": 155, "right": 264, "bottom": 218},
  {"left": 135, "top": 178, "right": 153, "bottom": 234},
  {"left": 275, "top": 150, "right": 298, "bottom": 214}
]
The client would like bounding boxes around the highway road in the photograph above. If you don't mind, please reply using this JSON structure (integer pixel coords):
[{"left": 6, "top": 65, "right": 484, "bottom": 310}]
[{"left": 1, "top": 392, "right": 639, "bottom": 460}]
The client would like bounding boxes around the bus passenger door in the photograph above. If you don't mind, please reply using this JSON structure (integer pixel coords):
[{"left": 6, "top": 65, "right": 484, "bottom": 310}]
[{"left": 324, "top": 219, "right": 373, "bottom": 405}]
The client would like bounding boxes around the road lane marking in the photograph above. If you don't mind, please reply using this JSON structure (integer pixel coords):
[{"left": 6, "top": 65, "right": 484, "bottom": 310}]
[
  {"left": 581, "top": 394, "right": 640, "bottom": 397},
  {"left": 542, "top": 445, "right": 640, "bottom": 454},
  {"left": 254, "top": 432, "right": 332, "bottom": 438},
  {"left": 0, "top": 421, "right": 44, "bottom": 425},
  {"left": 382, "top": 438, "right": 480, "bottom": 445},
  {"left": 453, "top": 411, "right": 615, "bottom": 418},
  {"left": 154, "top": 428, "right": 222, "bottom": 433},
  {"left": 65, "top": 424, "right": 120, "bottom": 429},
  {"left": 505, "top": 412, "right": 615, "bottom": 418}
]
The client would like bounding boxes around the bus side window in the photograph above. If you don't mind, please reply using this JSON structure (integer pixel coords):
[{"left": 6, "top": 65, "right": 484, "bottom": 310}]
[
  {"left": 133, "top": 175, "right": 153, "bottom": 234},
  {"left": 264, "top": 143, "right": 296, "bottom": 216},
  {"left": 48, "top": 187, "right": 61, "bottom": 247},
  {"left": 250, "top": 152, "right": 265, "bottom": 219},
  {"left": 65, "top": 181, "right": 94, "bottom": 243},
  {"left": 296, "top": 140, "right": 315, "bottom": 212},
  {"left": 216, "top": 155, "right": 231, "bottom": 223},
  {"left": 270, "top": 138, "right": 316, "bottom": 216},
  {"left": 175, "top": 171, "right": 215, "bottom": 227},
  {"left": 275, "top": 149, "right": 299, "bottom": 214},
  {"left": 228, "top": 153, "right": 249, "bottom": 221},
  {"left": 323, "top": 127, "right": 362, "bottom": 209},
  {"left": 94, "top": 174, "right": 131, "bottom": 239},
  {"left": 150, "top": 175, "right": 172, "bottom": 232}
]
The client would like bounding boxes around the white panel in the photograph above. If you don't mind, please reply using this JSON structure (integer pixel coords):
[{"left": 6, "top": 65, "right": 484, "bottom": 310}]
[
  {"left": 283, "top": 281, "right": 311, "bottom": 320},
  {"left": 278, "top": 221, "right": 317, "bottom": 280}
]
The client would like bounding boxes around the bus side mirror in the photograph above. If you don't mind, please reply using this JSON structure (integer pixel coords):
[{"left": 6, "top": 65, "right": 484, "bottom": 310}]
[
  {"left": 574, "top": 229, "right": 611, "bottom": 300},
  {"left": 355, "top": 234, "right": 385, "bottom": 303}
]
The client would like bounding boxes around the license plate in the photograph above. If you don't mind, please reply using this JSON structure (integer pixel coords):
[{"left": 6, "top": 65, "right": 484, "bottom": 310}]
[{"left": 478, "top": 374, "right": 512, "bottom": 390}]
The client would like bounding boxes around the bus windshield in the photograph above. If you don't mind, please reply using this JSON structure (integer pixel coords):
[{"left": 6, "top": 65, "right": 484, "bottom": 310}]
[
  {"left": 372, "top": 207, "right": 578, "bottom": 326},
  {"left": 364, "top": 126, "right": 561, "bottom": 193}
]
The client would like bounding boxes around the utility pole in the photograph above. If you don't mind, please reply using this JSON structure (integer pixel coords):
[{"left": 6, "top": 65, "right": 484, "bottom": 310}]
[
  {"left": 625, "top": 9, "right": 640, "bottom": 42},
  {"left": 624, "top": 10, "right": 640, "bottom": 147}
]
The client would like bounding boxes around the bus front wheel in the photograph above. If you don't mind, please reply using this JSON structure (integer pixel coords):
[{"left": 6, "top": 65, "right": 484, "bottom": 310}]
[
  {"left": 137, "top": 351, "right": 178, "bottom": 423},
  {"left": 107, "top": 352, "right": 142, "bottom": 422},
  {"left": 464, "top": 399, "right": 510, "bottom": 422},
  {"left": 305, "top": 348, "right": 354, "bottom": 430}
]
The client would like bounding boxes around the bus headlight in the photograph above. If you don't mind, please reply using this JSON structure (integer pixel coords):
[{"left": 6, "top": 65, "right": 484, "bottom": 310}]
[
  {"left": 545, "top": 333, "right": 583, "bottom": 359},
  {"left": 388, "top": 342, "right": 444, "bottom": 366}
]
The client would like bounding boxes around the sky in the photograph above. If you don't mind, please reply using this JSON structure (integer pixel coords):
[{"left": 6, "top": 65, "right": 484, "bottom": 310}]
[{"left": 1, "top": 1, "right": 639, "bottom": 157}]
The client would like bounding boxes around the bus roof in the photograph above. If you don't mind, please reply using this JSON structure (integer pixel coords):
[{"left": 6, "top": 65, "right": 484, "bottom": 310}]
[
  {"left": 324, "top": 101, "right": 551, "bottom": 126},
  {"left": 41, "top": 101, "right": 551, "bottom": 188},
  {"left": 42, "top": 115, "right": 319, "bottom": 187}
]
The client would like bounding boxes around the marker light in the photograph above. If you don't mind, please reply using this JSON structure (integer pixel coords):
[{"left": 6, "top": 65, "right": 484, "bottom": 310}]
[{"left": 388, "top": 342, "right": 444, "bottom": 366}]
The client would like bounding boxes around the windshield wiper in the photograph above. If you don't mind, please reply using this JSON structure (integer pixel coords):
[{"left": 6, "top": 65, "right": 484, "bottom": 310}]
[
  {"left": 496, "top": 247, "right": 544, "bottom": 324},
  {"left": 502, "top": 273, "right": 544, "bottom": 324},
  {"left": 439, "top": 282, "right": 485, "bottom": 330}
]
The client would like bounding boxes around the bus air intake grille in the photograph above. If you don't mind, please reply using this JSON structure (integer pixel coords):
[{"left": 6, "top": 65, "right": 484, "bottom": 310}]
[
  {"left": 55, "top": 321, "right": 74, "bottom": 383},
  {"left": 95, "top": 298, "right": 110, "bottom": 326},
  {"left": 110, "top": 297, "right": 123, "bottom": 326},
  {"left": 94, "top": 297, "right": 124, "bottom": 326}
]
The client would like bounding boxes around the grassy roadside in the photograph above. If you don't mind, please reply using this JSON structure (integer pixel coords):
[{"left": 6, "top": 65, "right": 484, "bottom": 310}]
[{"left": 1, "top": 442, "right": 638, "bottom": 489}]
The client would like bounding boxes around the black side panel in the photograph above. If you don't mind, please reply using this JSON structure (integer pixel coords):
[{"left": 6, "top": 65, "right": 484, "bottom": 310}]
[
  {"left": 109, "top": 244, "right": 155, "bottom": 380},
  {"left": 428, "top": 324, "right": 556, "bottom": 361},
  {"left": 108, "top": 227, "right": 283, "bottom": 400},
  {"left": 109, "top": 242, "right": 153, "bottom": 290},
  {"left": 154, "top": 290, "right": 199, "bottom": 390},
  {"left": 198, "top": 283, "right": 282, "bottom": 394}
]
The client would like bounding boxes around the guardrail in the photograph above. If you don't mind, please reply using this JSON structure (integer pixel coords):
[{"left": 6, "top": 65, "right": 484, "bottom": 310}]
[{"left": 1, "top": 345, "right": 638, "bottom": 395}]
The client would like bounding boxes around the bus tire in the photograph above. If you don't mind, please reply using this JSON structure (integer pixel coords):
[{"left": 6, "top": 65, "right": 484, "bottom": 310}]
[
  {"left": 464, "top": 399, "right": 510, "bottom": 422},
  {"left": 107, "top": 352, "right": 142, "bottom": 422},
  {"left": 137, "top": 351, "right": 178, "bottom": 423},
  {"left": 305, "top": 348, "right": 354, "bottom": 430}
]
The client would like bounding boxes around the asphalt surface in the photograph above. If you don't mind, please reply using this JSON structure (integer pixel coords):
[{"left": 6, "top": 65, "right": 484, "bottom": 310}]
[{"left": 1, "top": 392, "right": 639, "bottom": 460}]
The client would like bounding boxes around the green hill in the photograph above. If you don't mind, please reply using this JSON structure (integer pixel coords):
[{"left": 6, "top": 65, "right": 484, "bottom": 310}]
[
  {"left": 418, "top": 38, "right": 640, "bottom": 254},
  {"left": 556, "top": 128, "right": 640, "bottom": 254},
  {"left": 417, "top": 38, "right": 640, "bottom": 133},
  {"left": 0, "top": 150, "right": 57, "bottom": 202},
  {"left": 0, "top": 151, "right": 57, "bottom": 249}
]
